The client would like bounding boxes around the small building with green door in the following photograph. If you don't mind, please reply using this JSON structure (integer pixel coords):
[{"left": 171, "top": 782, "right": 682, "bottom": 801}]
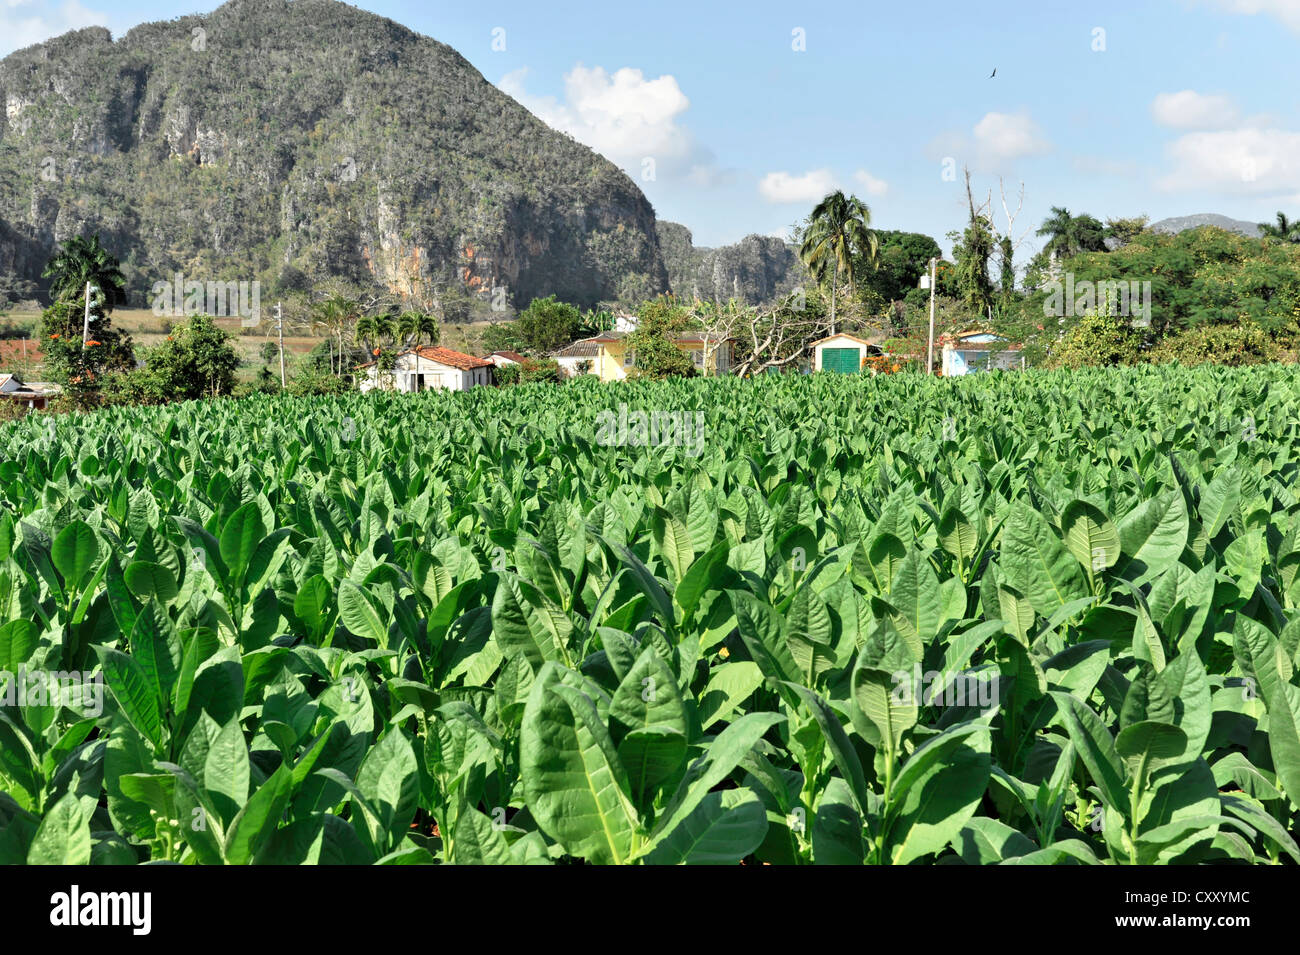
[{"left": 812, "top": 333, "right": 881, "bottom": 374}]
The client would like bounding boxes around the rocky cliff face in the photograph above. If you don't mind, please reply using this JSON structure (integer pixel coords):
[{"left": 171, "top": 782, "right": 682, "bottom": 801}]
[
  {"left": 0, "top": 0, "right": 669, "bottom": 309},
  {"left": 658, "top": 221, "right": 805, "bottom": 305}
]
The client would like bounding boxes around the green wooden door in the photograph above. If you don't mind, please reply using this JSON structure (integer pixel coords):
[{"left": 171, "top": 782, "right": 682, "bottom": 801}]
[{"left": 822, "top": 347, "right": 860, "bottom": 374}]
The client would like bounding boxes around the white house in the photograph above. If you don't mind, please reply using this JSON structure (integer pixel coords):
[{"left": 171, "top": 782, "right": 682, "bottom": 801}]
[
  {"left": 359, "top": 346, "right": 493, "bottom": 392},
  {"left": 811, "top": 333, "right": 881, "bottom": 374},
  {"left": 485, "top": 351, "right": 526, "bottom": 368},
  {"left": 940, "top": 331, "right": 1023, "bottom": 376}
]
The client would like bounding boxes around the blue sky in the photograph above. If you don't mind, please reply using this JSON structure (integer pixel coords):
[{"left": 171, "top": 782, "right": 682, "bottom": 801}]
[{"left": 6, "top": 0, "right": 1300, "bottom": 258}]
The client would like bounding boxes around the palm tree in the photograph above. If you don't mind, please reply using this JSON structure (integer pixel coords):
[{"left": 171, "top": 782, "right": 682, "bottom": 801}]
[
  {"left": 42, "top": 235, "right": 126, "bottom": 312},
  {"left": 1036, "top": 207, "right": 1074, "bottom": 261},
  {"left": 396, "top": 310, "right": 440, "bottom": 392},
  {"left": 1259, "top": 212, "right": 1300, "bottom": 243},
  {"left": 355, "top": 311, "right": 396, "bottom": 357},
  {"left": 311, "top": 295, "right": 362, "bottom": 374},
  {"left": 798, "top": 192, "right": 878, "bottom": 334},
  {"left": 1037, "top": 207, "right": 1108, "bottom": 260}
]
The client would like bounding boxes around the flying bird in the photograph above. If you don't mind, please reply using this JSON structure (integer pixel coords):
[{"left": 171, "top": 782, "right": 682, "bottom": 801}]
[{"left": 989, "top": 68, "right": 996, "bottom": 78}]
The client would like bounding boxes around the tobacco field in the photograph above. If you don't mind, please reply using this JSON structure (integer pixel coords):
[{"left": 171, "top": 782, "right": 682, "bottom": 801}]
[{"left": 2, "top": 365, "right": 1300, "bottom": 865}]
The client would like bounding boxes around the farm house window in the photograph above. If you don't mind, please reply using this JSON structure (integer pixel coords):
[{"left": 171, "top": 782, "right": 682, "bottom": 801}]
[
  {"left": 692, "top": 349, "right": 704, "bottom": 368},
  {"left": 625, "top": 349, "right": 636, "bottom": 368}
]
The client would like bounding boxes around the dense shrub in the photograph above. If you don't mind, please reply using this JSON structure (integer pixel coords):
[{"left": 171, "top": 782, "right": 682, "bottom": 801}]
[
  {"left": 1147, "top": 322, "right": 1284, "bottom": 367},
  {"left": 288, "top": 366, "right": 351, "bottom": 396},
  {"left": 496, "top": 358, "right": 564, "bottom": 385},
  {"left": 1044, "top": 313, "right": 1142, "bottom": 369}
]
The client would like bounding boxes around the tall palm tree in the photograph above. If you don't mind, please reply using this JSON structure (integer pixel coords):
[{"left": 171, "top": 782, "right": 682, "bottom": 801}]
[
  {"left": 1259, "top": 212, "right": 1300, "bottom": 243},
  {"left": 1036, "top": 207, "right": 1075, "bottom": 261},
  {"left": 311, "top": 295, "right": 362, "bottom": 375},
  {"left": 798, "top": 191, "right": 878, "bottom": 334},
  {"left": 42, "top": 234, "right": 126, "bottom": 311},
  {"left": 396, "top": 310, "right": 440, "bottom": 392},
  {"left": 355, "top": 311, "right": 396, "bottom": 356},
  {"left": 1037, "top": 207, "right": 1107, "bottom": 260}
]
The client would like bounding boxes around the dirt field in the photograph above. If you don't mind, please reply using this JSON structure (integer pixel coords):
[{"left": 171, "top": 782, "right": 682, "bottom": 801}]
[
  {"left": 0, "top": 306, "right": 501, "bottom": 385},
  {"left": 0, "top": 308, "right": 324, "bottom": 382}
]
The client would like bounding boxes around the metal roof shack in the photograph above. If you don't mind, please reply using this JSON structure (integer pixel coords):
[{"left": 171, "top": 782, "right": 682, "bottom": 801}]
[{"left": 0, "top": 374, "right": 60, "bottom": 412}]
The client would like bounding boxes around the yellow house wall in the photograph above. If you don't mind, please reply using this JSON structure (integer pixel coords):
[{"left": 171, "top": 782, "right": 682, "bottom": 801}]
[{"left": 595, "top": 339, "right": 731, "bottom": 381}]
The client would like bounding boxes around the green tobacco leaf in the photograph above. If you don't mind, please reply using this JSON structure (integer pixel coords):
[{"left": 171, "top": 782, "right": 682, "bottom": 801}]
[
  {"left": 1001, "top": 503, "right": 1089, "bottom": 619},
  {"left": 788, "top": 684, "right": 868, "bottom": 817},
  {"left": 1118, "top": 491, "right": 1189, "bottom": 578},
  {"left": 1234, "top": 618, "right": 1300, "bottom": 806},
  {"left": 697, "top": 662, "right": 764, "bottom": 730},
  {"left": 643, "top": 787, "right": 767, "bottom": 865},
  {"left": 95, "top": 646, "right": 165, "bottom": 751},
  {"left": 124, "top": 561, "right": 179, "bottom": 603},
  {"left": 224, "top": 764, "right": 294, "bottom": 865},
  {"left": 453, "top": 808, "right": 515, "bottom": 865},
  {"left": 520, "top": 665, "right": 638, "bottom": 864},
  {"left": 1050, "top": 692, "right": 1129, "bottom": 817},
  {"left": 51, "top": 521, "right": 98, "bottom": 592},
  {"left": 27, "top": 792, "right": 91, "bottom": 865},
  {"left": 1060, "top": 499, "right": 1119, "bottom": 573},
  {"left": 956, "top": 816, "right": 1037, "bottom": 864},
  {"left": 886, "top": 719, "right": 992, "bottom": 865},
  {"left": 338, "top": 581, "right": 387, "bottom": 645},
  {"left": 219, "top": 501, "right": 266, "bottom": 587},
  {"left": 813, "top": 776, "right": 865, "bottom": 865}
]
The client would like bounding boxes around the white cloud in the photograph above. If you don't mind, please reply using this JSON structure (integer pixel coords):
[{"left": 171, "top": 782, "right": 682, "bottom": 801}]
[
  {"left": 972, "top": 111, "right": 1050, "bottom": 163},
  {"left": 758, "top": 169, "right": 840, "bottom": 204},
  {"left": 1151, "top": 90, "right": 1239, "bottom": 129},
  {"left": 499, "top": 64, "right": 721, "bottom": 183},
  {"left": 852, "top": 168, "right": 889, "bottom": 197},
  {"left": 1208, "top": 0, "right": 1300, "bottom": 32},
  {"left": 0, "top": 0, "right": 108, "bottom": 57},
  {"left": 1157, "top": 126, "right": 1300, "bottom": 195}
]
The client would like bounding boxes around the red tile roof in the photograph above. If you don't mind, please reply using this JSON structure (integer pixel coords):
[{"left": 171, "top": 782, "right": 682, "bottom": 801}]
[
  {"left": 356, "top": 345, "right": 494, "bottom": 371},
  {"left": 416, "top": 346, "right": 493, "bottom": 370}
]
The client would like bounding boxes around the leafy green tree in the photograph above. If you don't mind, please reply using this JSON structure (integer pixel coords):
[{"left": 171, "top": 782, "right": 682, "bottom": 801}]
[
  {"left": 479, "top": 321, "right": 525, "bottom": 355},
  {"left": 41, "top": 235, "right": 126, "bottom": 309},
  {"left": 799, "top": 191, "right": 878, "bottom": 334},
  {"left": 997, "top": 236, "right": 1015, "bottom": 297},
  {"left": 144, "top": 313, "right": 242, "bottom": 400},
  {"left": 517, "top": 295, "right": 582, "bottom": 353},
  {"left": 951, "top": 214, "right": 997, "bottom": 318},
  {"left": 627, "top": 296, "right": 694, "bottom": 379},
  {"left": 1104, "top": 215, "right": 1150, "bottom": 249},
  {"left": 37, "top": 301, "right": 135, "bottom": 408},
  {"left": 1026, "top": 226, "right": 1300, "bottom": 340},
  {"left": 1259, "top": 212, "right": 1300, "bottom": 244},
  {"left": 853, "top": 231, "right": 942, "bottom": 308}
]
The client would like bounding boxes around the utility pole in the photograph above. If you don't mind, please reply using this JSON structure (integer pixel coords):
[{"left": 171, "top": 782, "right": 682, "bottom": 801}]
[
  {"left": 926, "top": 258, "right": 937, "bottom": 376},
  {"left": 275, "top": 302, "right": 286, "bottom": 388},
  {"left": 82, "top": 282, "right": 92, "bottom": 347}
]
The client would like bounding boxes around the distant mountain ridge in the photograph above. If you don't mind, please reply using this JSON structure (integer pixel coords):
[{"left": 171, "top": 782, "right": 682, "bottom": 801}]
[
  {"left": 657, "top": 222, "right": 806, "bottom": 305},
  {"left": 0, "top": 0, "right": 669, "bottom": 310},
  {"left": 1148, "top": 214, "right": 1263, "bottom": 238}
]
